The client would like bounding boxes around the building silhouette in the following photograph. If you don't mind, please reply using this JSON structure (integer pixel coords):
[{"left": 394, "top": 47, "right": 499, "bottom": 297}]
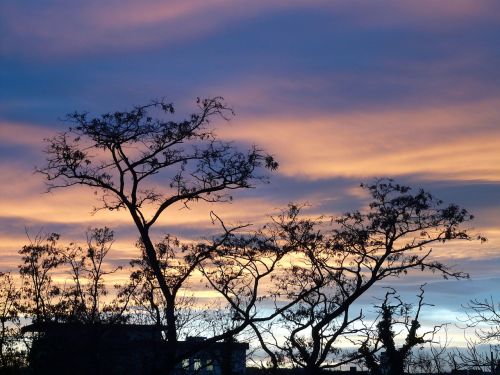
[{"left": 23, "top": 322, "right": 248, "bottom": 375}]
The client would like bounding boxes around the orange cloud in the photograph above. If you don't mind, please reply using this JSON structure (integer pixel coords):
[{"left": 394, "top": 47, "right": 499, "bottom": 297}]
[
  {"left": 0, "top": 164, "right": 275, "bottom": 228},
  {"left": 221, "top": 98, "right": 500, "bottom": 181}
]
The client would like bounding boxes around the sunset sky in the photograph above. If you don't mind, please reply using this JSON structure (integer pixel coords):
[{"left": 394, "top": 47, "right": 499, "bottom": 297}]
[{"left": 1, "top": 0, "right": 500, "bottom": 345}]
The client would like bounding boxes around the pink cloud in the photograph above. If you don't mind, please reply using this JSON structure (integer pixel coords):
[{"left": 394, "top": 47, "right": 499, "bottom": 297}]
[{"left": 0, "top": 121, "right": 56, "bottom": 148}]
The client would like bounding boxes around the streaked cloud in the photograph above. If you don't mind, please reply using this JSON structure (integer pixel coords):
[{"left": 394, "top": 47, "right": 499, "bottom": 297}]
[
  {"left": 221, "top": 98, "right": 500, "bottom": 181},
  {"left": 2, "top": 0, "right": 500, "bottom": 58},
  {"left": 0, "top": 0, "right": 280, "bottom": 57}
]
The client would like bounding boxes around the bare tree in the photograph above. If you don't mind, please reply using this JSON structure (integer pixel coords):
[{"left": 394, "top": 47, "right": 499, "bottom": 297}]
[
  {"left": 407, "top": 326, "right": 450, "bottom": 374},
  {"left": 38, "top": 97, "right": 277, "bottom": 346},
  {"left": 463, "top": 297, "right": 500, "bottom": 343},
  {"left": 447, "top": 338, "right": 499, "bottom": 372},
  {"left": 446, "top": 297, "right": 500, "bottom": 373},
  {"left": 194, "top": 208, "right": 329, "bottom": 374}
]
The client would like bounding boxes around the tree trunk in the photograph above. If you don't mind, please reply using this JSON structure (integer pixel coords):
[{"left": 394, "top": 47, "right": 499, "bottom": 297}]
[{"left": 139, "top": 230, "right": 178, "bottom": 342}]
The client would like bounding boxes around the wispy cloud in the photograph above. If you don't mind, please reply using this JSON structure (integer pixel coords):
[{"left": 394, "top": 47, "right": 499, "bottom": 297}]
[
  {"left": 220, "top": 98, "right": 500, "bottom": 181},
  {"left": 2, "top": 0, "right": 499, "bottom": 58}
]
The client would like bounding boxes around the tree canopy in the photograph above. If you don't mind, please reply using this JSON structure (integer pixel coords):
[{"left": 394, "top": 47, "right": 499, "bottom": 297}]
[{"left": 38, "top": 97, "right": 277, "bottom": 345}]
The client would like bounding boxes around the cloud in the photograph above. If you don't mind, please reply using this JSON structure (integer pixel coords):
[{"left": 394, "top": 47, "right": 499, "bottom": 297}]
[
  {"left": 0, "top": 0, "right": 279, "bottom": 58},
  {"left": 214, "top": 52, "right": 500, "bottom": 116},
  {"left": 220, "top": 98, "right": 500, "bottom": 181},
  {"left": 0, "top": 157, "right": 287, "bottom": 268},
  {"left": 0, "top": 121, "right": 56, "bottom": 148},
  {"left": 2, "top": 0, "right": 500, "bottom": 58}
]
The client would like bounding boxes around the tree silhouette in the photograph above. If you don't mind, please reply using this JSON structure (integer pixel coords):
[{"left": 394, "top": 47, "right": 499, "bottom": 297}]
[
  {"left": 121, "top": 234, "right": 209, "bottom": 337},
  {"left": 0, "top": 272, "right": 24, "bottom": 369},
  {"left": 256, "top": 180, "right": 474, "bottom": 374},
  {"left": 38, "top": 97, "right": 277, "bottom": 359},
  {"left": 62, "top": 227, "right": 126, "bottom": 323},
  {"left": 359, "top": 286, "right": 442, "bottom": 375},
  {"left": 453, "top": 297, "right": 500, "bottom": 372},
  {"left": 18, "top": 229, "right": 128, "bottom": 326},
  {"left": 463, "top": 297, "right": 500, "bottom": 343},
  {"left": 18, "top": 233, "right": 65, "bottom": 323}
]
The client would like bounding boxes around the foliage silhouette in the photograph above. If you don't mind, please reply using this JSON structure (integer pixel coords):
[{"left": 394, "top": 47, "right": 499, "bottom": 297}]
[
  {"left": 359, "top": 286, "right": 442, "bottom": 375},
  {"left": 18, "top": 233, "right": 65, "bottom": 323},
  {"left": 253, "top": 180, "right": 474, "bottom": 374},
  {"left": 38, "top": 97, "right": 277, "bottom": 372}
]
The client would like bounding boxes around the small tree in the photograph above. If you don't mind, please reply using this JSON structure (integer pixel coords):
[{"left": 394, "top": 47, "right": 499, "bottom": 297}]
[
  {"left": 18, "top": 229, "right": 131, "bottom": 327},
  {"left": 407, "top": 327, "right": 450, "bottom": 374},
  {"left": 63, "top": 227, "right": 125, "bottom": 323},
  {"left": 18, "top": 233, "right": 65, "bottom": 323}
]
